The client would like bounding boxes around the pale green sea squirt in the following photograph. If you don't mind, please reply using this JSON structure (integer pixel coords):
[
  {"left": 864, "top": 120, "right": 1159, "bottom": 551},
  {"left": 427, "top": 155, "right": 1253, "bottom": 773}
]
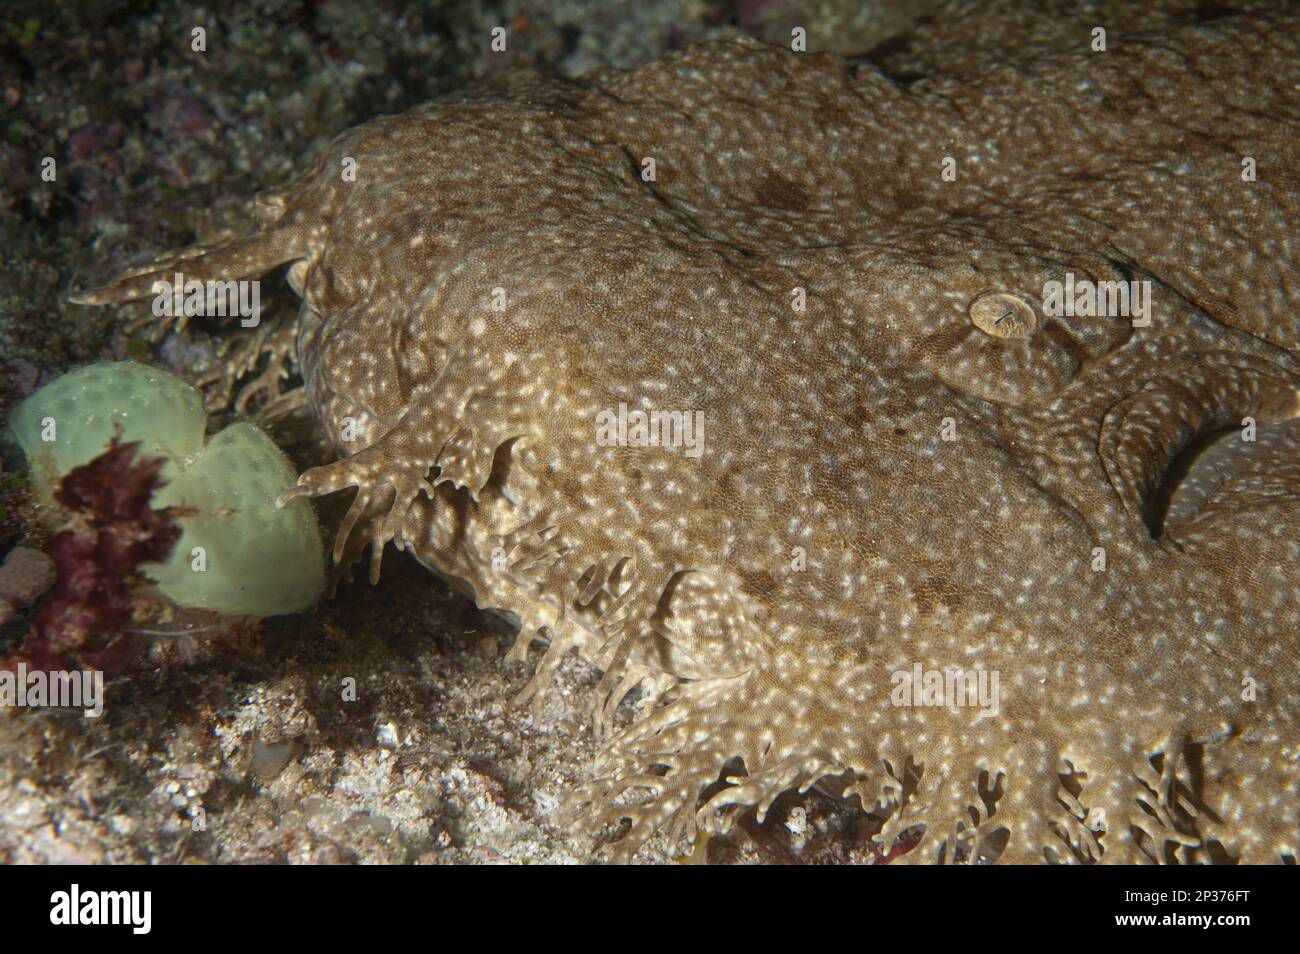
[{"left": 10, "top": 361, "right": 325, "bottom": 616}]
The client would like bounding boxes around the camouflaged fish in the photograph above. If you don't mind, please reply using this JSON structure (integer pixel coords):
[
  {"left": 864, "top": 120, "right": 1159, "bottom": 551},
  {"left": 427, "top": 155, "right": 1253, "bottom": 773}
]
[{"left": 74, "top": 10, "right": 1300, "bottom": 863}]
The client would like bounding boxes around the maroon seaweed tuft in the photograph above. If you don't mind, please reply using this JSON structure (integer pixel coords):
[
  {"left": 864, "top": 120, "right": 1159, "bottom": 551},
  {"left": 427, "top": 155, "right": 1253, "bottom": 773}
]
[{"left": 5, "top": 439, "right": 183, "bottom": 674}]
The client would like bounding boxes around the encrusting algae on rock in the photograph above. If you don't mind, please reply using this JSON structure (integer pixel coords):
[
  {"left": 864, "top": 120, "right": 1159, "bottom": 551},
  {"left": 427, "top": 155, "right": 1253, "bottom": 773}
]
[{"left": 71, "top": 10, "right": 1300, "bottom": 863}]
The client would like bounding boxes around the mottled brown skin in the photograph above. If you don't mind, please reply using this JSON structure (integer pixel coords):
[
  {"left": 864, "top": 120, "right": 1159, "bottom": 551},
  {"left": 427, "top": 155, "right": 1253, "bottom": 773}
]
[{"left": 76, "top": 12, "right": 1300, "bottom": 862}]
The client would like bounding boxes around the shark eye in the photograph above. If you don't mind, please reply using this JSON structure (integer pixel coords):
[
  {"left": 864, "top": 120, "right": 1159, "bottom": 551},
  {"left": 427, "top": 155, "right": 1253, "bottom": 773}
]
[
  {"left": 969, "top": 292, "right": 1037, "bottom": 340},
  {"left": 885, "top": 257, "right": 1135, "bottom": 408}
]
